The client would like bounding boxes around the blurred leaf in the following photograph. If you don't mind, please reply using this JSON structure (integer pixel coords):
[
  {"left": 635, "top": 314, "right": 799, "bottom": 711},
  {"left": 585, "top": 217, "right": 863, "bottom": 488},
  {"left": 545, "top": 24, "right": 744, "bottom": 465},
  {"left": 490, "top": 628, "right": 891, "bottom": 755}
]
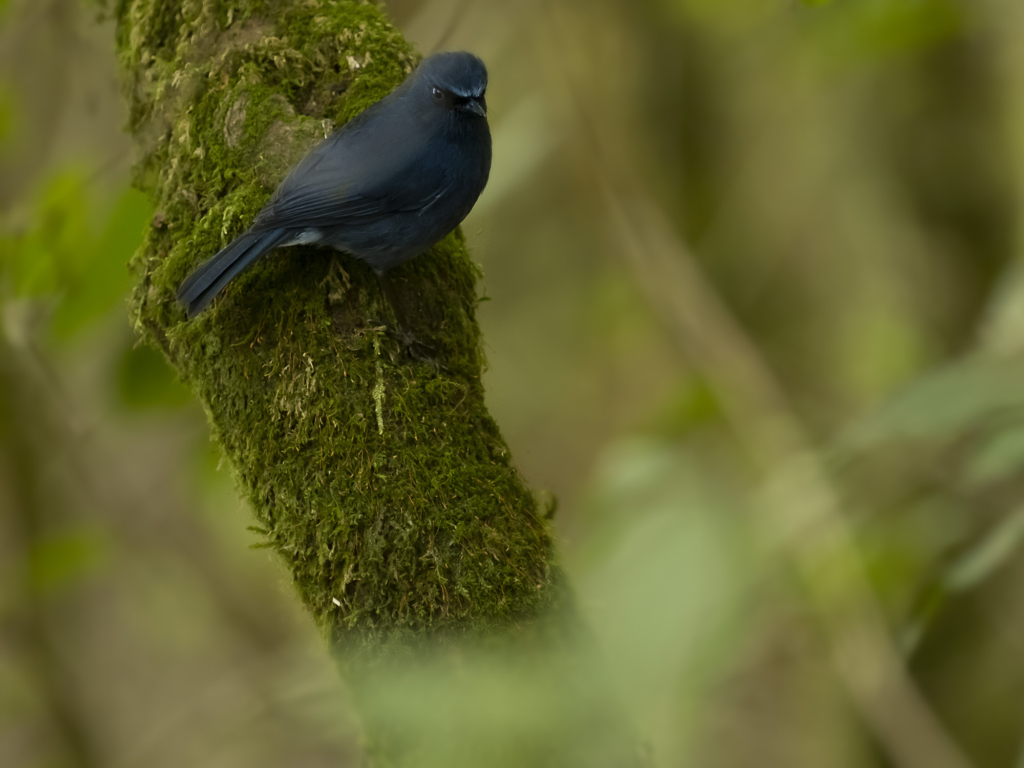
[
  {"left": 575, "top": 440, "right": 751, "bottom": 759},
  {"left": 944, "top": 507, "right": 1024, "bottom": 592},
  {"left": 649, "top": 376, "right": 721, "bottom": 436},
  {"left": 863, "top": 525, "right": 934, "bottom": 609},
  {"left": 2, "top": 171, "right": 151, "bottom": 337},
  {"left": 964, "top": 422, "right": 1024, "bottom": 487},
  {"left": 844, "top": 306, "right": 930, "bottom": 404},
  {"left": 833, "top": 359, "right": 1024, "bottom": 460},
  {"left": 902, "top": 578, "right": 946, "bottom": 654},
  {"left": 901, "top": 506, "right": 1024, "bottom": 651},
  {"left": 29, "top": 527, "right": 107, "bottom": 595},
  {"left": 804, "top": 0, "right": 964, "bottom": 68},
  {"left": 854, "top": 0, "right": 962, "bottom": 53},
  {"left": 1, "top": 173, "right": 83, "bottom": 297},
  {"left": 50, "top": 186, "right": 151, "bottom": 339},
  {"left": 354, "top": 645, "right": 639, "bottom": 768},
  {"left": 116, "top": 342, "right": 191, "bottom": 410}
]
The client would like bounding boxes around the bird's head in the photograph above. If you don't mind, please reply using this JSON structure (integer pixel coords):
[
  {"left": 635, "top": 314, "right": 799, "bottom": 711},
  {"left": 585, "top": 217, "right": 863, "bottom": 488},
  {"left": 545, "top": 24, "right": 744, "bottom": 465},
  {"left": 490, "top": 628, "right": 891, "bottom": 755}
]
[{"left": 415, "top": 52, "right": 488, "bottom": 119}]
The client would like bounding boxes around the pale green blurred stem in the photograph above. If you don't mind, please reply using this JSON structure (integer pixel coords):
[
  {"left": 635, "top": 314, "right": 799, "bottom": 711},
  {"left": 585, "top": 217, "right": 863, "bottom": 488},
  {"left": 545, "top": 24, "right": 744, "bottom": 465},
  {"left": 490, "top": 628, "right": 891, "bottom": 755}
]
[
  {"left": 539, "top": 3, "right": 975, "bottom": 767},
  {"left": 979, "top": 0, "right": 1024, "bottom": 359}
]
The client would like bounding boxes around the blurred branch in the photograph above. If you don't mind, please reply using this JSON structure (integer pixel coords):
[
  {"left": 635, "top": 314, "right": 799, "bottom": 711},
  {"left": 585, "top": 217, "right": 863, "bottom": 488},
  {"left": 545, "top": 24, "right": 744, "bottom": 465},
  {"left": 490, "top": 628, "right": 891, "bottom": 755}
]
[
  {"left": 2, "top": 304, "right": 294, "bottom": 652},
  {"left": 978, "top": 0, "right": 1024, "bottom": 357},
  {"left": 0, "top": 320, "right": 100, "bottom": 768},
  {"left": 0, "top": 0, "right": 78, "bottom": 212},
  {"left": 539, "top": 4, "right": 974, "bottom": 768}
]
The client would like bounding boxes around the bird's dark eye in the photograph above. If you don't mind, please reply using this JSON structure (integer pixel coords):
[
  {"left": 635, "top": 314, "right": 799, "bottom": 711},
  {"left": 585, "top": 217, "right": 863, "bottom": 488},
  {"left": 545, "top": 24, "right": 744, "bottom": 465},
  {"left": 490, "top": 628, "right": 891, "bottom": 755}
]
[{"left": 432, "top": 87, "right": 444, "bottom": 103}]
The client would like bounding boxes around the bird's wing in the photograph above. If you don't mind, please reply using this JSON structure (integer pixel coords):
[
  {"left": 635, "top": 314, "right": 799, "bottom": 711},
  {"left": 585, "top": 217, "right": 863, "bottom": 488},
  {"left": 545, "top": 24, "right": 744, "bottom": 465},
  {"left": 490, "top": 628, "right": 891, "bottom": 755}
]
[{"left": 251, "top": 100, "right": 450, "bottom": 231}]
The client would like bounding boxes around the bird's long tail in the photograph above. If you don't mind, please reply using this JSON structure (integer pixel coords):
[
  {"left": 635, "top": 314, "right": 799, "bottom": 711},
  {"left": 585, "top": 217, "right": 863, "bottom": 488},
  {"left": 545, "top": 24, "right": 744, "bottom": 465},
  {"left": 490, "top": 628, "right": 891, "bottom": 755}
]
[{"left": 176, "top": 228, "right": 288, "bottom": 317}]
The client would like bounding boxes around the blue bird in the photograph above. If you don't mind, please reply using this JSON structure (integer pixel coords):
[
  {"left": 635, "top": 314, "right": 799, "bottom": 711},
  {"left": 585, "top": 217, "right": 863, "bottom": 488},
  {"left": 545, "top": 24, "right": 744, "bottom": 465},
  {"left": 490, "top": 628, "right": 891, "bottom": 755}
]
[{"left": 177, "top": 51, "right": 492, "bottom": 347}]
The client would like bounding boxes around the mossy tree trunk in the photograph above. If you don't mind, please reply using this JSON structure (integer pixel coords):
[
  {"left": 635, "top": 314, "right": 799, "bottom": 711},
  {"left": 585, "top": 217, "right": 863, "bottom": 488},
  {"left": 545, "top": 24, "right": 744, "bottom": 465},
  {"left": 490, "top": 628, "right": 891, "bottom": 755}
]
[
  {"left": 113, "top": 3, "right": 647, "bottom": 764},
  {"left": 116, "top": 0, "right": 556, "bottom": 646}
]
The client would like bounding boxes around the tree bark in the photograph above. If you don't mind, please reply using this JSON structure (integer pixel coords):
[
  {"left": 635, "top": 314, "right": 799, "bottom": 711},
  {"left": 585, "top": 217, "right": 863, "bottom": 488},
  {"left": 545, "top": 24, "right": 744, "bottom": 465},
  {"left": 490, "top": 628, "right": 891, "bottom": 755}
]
[
  {"left": 116, "top": 0, "right": 557, "bottom": 649},
  {"left": 112, "top": 2, "right": 649, "bottom": 766}
]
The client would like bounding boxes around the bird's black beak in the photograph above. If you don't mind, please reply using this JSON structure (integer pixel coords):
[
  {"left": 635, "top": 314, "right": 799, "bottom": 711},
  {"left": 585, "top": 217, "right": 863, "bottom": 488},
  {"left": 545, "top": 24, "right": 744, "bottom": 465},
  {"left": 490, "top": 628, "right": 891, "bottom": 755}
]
[{"left": 461, "top": 98, "right": 486, "bottom": 118}]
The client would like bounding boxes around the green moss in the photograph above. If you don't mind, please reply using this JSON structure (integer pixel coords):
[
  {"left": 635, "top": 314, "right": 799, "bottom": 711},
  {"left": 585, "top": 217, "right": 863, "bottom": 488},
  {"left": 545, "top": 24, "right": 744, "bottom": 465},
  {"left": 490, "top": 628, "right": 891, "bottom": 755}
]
[{"left": 115, "top": 0, "right": 557, "bottom": 648}]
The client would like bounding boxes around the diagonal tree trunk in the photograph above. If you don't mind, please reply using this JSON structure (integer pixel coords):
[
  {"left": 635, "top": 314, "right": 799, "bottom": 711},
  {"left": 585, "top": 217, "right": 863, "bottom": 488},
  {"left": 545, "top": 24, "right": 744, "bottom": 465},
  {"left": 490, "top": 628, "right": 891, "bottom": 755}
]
[
  {"left": 113, "top": 2, "right": 645, "bottom": 766},
  {"left": 116, "top": 0, "right": 556, "bottom": 651}
]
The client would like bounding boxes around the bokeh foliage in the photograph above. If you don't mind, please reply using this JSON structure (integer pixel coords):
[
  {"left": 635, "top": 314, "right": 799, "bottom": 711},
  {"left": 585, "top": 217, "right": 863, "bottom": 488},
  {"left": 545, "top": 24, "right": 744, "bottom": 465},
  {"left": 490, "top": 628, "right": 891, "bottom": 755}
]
[{"left": 3, "top": 0, "right": 1024, "bottom": 766}]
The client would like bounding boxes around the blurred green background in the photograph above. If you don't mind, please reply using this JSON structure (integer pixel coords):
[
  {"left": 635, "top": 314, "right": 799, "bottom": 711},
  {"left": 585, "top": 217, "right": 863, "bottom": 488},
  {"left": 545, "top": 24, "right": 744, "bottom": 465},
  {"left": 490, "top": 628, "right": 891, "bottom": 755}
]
[{"left": 4, "top": 0, "right": 1024, "bottom": 765}]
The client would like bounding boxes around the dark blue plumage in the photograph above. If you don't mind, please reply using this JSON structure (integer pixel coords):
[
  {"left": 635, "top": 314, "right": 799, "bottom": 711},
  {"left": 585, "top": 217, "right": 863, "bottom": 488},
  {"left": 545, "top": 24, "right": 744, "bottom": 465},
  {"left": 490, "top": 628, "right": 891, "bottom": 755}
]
[{"left": 177, "top": 51, "right": 491, "bottom": 320}]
